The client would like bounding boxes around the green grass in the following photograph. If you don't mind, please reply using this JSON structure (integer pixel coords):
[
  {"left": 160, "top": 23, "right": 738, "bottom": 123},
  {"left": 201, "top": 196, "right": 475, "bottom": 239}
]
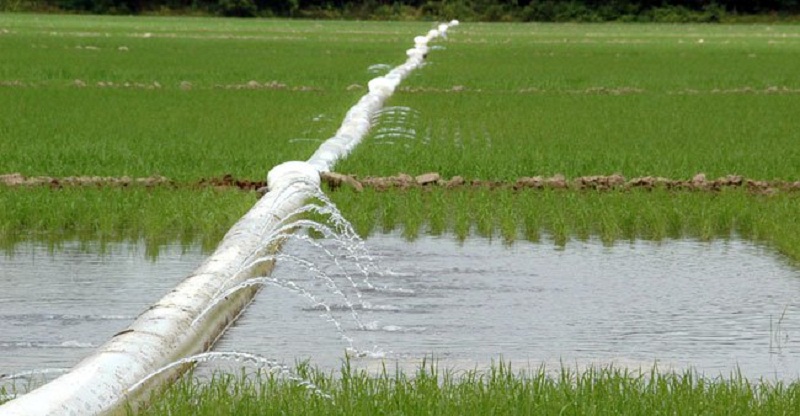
[
  {"left": 337, "top": 23, "right": 800, "bottom": 180},
  {"left": 4, "top": 18, "right": 798, "bottom": 181},
  {"left": 328, "top": 186, "right": 800, "bottom": 263},
  {"left": 0, "top": 14, "right": 445, "bottom": 250},
  {"left": 1, "top": 16, "right": 798, "bottom": 245},
  {"left": 131, "top": 360, "right": 800, "bottom": 415},
  {"left": 2, "top": 88, "right": 336, "bottom": 179},
  {"left": 0, "top": 186, "right": 256, "bottom": 254},
  {"left": 0, "top": 15, "right": 437, "bottom": 179},
  {"left": 340, "top": 93, "right": 799, "bottom": 180},
  {"left": 0, "top": 15, "right": 434, "bottom": 88}
]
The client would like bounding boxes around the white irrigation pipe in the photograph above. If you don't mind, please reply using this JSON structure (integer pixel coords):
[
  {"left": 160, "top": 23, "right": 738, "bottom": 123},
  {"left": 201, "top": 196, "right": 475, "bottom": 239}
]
[
  {"left": 307, "top": 21, "right": 458, "bottom": 172},
  {"left": 0, "top": 20, "right": 457, "bottom": 416}
]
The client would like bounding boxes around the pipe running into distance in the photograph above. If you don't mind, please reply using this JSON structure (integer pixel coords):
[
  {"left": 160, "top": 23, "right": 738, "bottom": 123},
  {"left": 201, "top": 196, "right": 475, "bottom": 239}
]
[{"left": 0, "top": 20, "right": 458, "bottom": 416}]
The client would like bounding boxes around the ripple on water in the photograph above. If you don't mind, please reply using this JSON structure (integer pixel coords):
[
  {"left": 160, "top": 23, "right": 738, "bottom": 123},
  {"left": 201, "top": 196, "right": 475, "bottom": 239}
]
[
  {"left": 0, "top": 241, "right": 206, "bottom": 387},
  {"left": 2, "top": 234, "right": 799, "bottom": 385},
  {"left": 216, "top": 232, "right": 800, "bottom": 380}
]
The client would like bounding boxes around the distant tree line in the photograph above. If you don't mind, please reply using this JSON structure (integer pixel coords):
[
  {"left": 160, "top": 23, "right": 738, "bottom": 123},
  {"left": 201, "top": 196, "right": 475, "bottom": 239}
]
[{"left": 2, "top": 0, "right": 798, "bottom": 21}]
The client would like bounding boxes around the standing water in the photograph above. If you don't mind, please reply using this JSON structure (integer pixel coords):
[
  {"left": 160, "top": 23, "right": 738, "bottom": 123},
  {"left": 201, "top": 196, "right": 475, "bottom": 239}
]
[
  {"left": 0, "top": 242, "right": 205, "bottom": 387},
  {"left": 216, "top": 231, "right": 800, "bottom": 381},
  {"left": 2, "top": 233, "right": 800, "bottom": 390}
]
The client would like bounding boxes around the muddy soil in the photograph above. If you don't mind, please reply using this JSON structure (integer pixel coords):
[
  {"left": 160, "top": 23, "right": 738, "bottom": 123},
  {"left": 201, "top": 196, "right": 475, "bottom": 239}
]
[
  {"left": 322, "top": 172, "right": 800, "bottom": 195},
  {"left": 0, "top": 173, "right": 174, "bottom": 188},
  {"left": 2, "top": 172, "right": 798, "bottom": 195}
]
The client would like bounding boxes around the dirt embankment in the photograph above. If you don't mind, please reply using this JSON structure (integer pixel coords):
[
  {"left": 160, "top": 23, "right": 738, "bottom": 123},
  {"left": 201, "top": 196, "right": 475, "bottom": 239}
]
[
  {"left": 0, "top": 173, "right": 173, "bottom": 188},
  {"left": 320, "top": 172, "right": 800, "bottom": 195},
  {"left": 0, "top": 173, "right": 266, "bottom": 191},
  {"left": 3, "top": 172, "right": 799, "bottom": 195}
]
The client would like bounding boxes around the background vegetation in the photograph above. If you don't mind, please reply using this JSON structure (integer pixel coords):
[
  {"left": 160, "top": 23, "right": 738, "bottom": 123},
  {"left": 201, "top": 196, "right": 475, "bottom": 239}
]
[{"left": 1, "top": 0, "right": 799, "bottom": 21}]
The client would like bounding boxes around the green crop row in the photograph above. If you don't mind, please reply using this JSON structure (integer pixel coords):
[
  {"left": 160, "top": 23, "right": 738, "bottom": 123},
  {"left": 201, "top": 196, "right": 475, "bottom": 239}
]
[
  {"left": 0, "top": 186, "right": 256, "bottom": 255},
  {"left": 327, "top": 187, "right": 800, "bottom": 263},
  {"left": 0, "top": 16, "right": 798, "bottom": 254},
  {"left": 337, "top": 24, "right": 800, "bottom": 180},
  {"left": 5, "top": 18, "right": 797, "bottom": 182},
  {"left": 130, "top": 360, "right": 800, "bottom": 415},
  {"left": 0, "top": 15, "right": 437, "bottom": 180}
]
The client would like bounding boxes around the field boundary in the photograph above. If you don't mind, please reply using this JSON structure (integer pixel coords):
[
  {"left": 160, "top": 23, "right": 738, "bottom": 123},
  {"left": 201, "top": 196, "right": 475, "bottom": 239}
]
[{"left": 4, "top": 172, "right": 799, "bottom": 194}]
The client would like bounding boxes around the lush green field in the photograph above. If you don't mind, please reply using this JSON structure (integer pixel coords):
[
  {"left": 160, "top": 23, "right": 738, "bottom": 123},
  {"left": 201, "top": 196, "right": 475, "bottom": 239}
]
[
  {"left": 1, "top": 18, "right": 798, "bottom": 250},
  {"left": 0, "top": 14, "right": 444, "bottom": 180},
  {"left": 0, "top": 15, "right": 435, "bottom": 248},
  {"left": 2, "top": 17, "right": 799, "bottom": 181},
  {"left": 133, "top": 361, "right": 800, "bottom": 416},
  {"left": 0, "top": 15, "right": 435, "bottom": 179},
  {"left": 338, "top": 23, "right": 800, "bottom": 180},
  {"left": 0, "top": 186, "right": 256, "bottom": 253},
  {"left": 328, "top": 187, "right": 800, "bottom": 262}
]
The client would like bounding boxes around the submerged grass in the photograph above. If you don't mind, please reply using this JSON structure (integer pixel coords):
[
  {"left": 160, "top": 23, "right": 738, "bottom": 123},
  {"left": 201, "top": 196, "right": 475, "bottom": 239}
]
[{"left": 135, "top": 360, "right": 800, "bottom": 415}]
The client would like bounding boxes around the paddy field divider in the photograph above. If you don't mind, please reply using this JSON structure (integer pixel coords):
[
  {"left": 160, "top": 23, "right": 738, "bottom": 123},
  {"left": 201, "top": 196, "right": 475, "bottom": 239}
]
[{"left": 0, "top": 20, "right": 458, "bottom": 416}]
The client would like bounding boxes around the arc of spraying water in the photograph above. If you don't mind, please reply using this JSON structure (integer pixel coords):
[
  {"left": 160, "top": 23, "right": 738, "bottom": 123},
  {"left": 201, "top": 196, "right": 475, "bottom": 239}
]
[{"left": 0, "top": 20, "right": 458, "bottom": 416}]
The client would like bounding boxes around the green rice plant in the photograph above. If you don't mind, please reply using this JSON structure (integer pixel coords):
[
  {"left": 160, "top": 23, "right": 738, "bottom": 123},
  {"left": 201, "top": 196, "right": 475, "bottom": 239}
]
[
  {"left": 337, "top": 24, "right": 800, "bottom": 181},
  {"left": 327, "top": 187, "right": 800, "bottom": 263},
  {"left": 0, "top": 386, "right": 10, "bottom": 406},
  {"left": 134, "top": 359, "right": 800, "bottom": 415},
  {"left": 0, "top": 15, "right": 433, "bottom": 88},
  {"left": 0, "top": 186, "right": 256, "bottom": 254},
  {"left": 398, "top": 188, "right": 425, "bottom": 240},
  {"left": 495, "top": 189, "right": 517, "bottom": 244},
  {"left": 450, "top": 189, "right": 471, "bottom": 242},
  {"left": 425, "top": 188, "right": 448, "bottom": 236},
  {"left": 343, "top": 93, "right": 800, "bottom": 181},
  {"left": 4, "top": 18, "right": 797, "bottom": 184},
  {"left": 378, "top": 194, "right": 398, "bottom": 235},
  {"left": 473, "top": 188, "right": 495, "bottom": 239},
  {"left": 0, "top": 15, "right": 443, "bottom": 181},
  {"left": 1, "top": 88, "right": 347, "bottom": 180}
]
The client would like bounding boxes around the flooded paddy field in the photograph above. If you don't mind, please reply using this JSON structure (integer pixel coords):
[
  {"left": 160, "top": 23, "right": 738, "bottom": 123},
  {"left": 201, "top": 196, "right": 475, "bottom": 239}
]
[
  {"left": 3, "top": 233, "right": 799, "bottom": 391},
  {"left": 220, "top": 232, "right": 800, "bottom": 380},
  {"left": 2, "top": 14, "right": 799, "bottom": 413}
]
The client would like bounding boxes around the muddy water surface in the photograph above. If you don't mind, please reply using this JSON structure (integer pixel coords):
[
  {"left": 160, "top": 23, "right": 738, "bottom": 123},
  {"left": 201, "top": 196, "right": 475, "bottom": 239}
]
[
  {"left": 220, "top": 234, "right": 800, "bottom": 380},
  {"left": 2, "top": 235, "right": 800, "bottom": 392},
  {"left": 0, "top": 242, "right": 204, "bottom": 385}
]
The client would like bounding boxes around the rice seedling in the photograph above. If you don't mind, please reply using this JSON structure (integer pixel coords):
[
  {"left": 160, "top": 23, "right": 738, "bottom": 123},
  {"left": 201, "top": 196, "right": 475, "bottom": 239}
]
[
  {"left": 133, "top": 359, "right": 800, "bottom": 415},
  {"left": 0, "top": 186, "right": 256, "bottom": 254},
  {"left": 0, "top": 15, "right": 438, "bottom": 180},
  {"left": 2, "top": 15, "right": 797, "bottom": 249},
  {"left": 327, "top": 187, "right": 800, "bottom": 263},
  {"left": 337, "top": 24, "right": 800, "bottom": 180}
]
